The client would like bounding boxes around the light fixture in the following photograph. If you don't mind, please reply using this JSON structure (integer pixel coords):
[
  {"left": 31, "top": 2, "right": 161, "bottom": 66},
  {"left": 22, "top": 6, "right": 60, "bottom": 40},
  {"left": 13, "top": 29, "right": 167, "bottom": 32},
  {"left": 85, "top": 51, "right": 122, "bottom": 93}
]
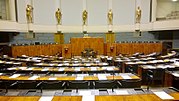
[{"left": 172, "top": 0, "right": 178, "bottom": 2}]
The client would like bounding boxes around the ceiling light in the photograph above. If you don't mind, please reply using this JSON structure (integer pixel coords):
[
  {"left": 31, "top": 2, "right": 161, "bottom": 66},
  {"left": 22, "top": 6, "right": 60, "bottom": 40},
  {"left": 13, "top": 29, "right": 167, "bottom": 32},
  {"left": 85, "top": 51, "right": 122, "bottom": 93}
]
[{"left": 172, "top": 0, "right": 178, "bottom": 2}]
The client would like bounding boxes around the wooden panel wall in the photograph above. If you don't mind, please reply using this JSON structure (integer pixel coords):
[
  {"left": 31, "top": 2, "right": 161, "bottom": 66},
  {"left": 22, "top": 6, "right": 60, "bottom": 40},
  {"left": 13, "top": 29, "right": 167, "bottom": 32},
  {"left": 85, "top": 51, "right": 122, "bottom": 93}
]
[
  {"left": 62, "top": 44, "right": 71, "bottom": 58},
  {"left": 116, "top": 43, "right": 163, "bottom": 55},
  {"left": 70, "top": 37, "right": 104, "bottom": 56},
  {"left": 11, "top": 44, "right": 62, "bottom": 57}
]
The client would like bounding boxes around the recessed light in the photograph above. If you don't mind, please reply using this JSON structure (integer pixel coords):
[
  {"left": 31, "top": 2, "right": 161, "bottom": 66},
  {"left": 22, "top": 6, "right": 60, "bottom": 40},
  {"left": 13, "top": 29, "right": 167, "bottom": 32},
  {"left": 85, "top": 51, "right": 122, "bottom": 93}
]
[{"left": 172, "top": 0, "right": 178, "bottom": 2}]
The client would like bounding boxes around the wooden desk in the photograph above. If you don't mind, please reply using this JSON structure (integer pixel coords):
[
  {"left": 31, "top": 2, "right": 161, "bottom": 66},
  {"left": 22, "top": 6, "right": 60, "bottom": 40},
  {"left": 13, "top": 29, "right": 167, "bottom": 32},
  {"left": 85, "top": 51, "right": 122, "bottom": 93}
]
[
  {"left": 6, "top": 66, "right": 120, "bottom": 73},
  {"left": 95, "top": 92, "right": 179, "bottom": 101},
  {"left": 0, "top": 96, "right": 82, "bottom": 101},
  {"left": 164, "top": 70, "right": 179, "bottom": 89},
  {"left": 33, "top": 62, "right": 109, "bottom": 67},
  {"left": 0, "top": 92, "right": 178, "bottom": 101},
  {"left": 0, "top": 73, "right": 140, "bottom": 81}
]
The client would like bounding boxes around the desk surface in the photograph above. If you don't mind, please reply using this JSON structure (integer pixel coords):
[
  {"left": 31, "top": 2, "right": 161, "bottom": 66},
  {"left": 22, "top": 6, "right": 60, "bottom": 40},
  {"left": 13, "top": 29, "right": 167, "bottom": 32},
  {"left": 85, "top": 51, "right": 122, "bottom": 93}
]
[
  {"left": 7, "top": 66, "right": 119, "bottom": 72},
  {"left": 33, "top": 62, "right": 108, "bottom": 67},
  {"left": 0, "top": 92, "right": 179, "bottom": 101},
  {"left": 0, "top": 73, "right": 140, "bottom": 81}
]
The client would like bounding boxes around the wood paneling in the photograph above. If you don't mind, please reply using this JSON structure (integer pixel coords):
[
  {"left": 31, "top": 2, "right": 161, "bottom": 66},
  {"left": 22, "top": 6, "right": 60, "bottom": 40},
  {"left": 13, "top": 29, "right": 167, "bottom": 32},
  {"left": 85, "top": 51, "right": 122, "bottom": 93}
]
[
  {"left": 62, "top": 44, "right": 71, "bottom": 58},
  {"left": 70, "top": 37, "right": 104, "bottom": 56},
  {"left": 116, "top": 43, "right": 163, "bottom": 55},
  {"left": 11, "top": 44, "right": 62, "bottom": 57},
  {"left": 11, "top": 42, "right": 162, "bottom": 57}
]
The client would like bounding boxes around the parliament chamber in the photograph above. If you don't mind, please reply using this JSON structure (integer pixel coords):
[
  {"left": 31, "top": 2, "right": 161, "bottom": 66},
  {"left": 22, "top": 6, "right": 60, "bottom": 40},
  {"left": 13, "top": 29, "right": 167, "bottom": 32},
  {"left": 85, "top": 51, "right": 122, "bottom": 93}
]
[{"left": 1, "top": 0, "right": 179, "bottom": 101}]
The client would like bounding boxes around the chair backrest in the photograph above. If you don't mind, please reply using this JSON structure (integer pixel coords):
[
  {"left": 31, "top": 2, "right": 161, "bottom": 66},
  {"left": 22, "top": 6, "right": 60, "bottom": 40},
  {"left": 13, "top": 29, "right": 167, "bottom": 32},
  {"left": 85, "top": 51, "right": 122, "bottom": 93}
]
[
  {"left": 95, "top": 80, "right": 116, "bottom": 89},
  {"left": 121, "top": 79, "right": 141, "bottom": 88},
  {"left": 68, "top": 81, "right": 89, "bottom": 89}
]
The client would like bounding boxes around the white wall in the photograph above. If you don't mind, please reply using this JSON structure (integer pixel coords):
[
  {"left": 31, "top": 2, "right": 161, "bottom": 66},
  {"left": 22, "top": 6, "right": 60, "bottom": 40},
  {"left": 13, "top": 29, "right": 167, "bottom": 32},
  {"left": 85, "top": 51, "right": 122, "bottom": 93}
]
[
  {"left": 87, "top": 0, "right": 108, "bottom": 25},
  {"left": 61, "top": 0, "right": 83, "bottom": 26},
  {"left": 33, "top": 0, "right": 56, "bottom": 25},
  {"left": 156, "top": 0, "right": 179, "bottom": 18},
  {"left": 16, "top": 0, "right": 27, "bottom": 23},
  {"left": 112, "top": 0, "right": 135, "bottom": 25},
  {"left": 141, "top": 0, "right": 151, "bottom": 23}
]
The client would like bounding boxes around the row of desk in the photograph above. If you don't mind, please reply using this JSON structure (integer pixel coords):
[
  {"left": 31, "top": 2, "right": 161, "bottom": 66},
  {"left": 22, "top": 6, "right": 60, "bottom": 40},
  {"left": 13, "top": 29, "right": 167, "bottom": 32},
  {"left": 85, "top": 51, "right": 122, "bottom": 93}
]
[
  {"left": 0, "top": 90, "right": 179, "bottom": 101},
  {"left": 6, "top": 66, "right": 119, "bottom": 72},
  {"left": 0, "top": 73, "right": 139, "bottom": 81}
]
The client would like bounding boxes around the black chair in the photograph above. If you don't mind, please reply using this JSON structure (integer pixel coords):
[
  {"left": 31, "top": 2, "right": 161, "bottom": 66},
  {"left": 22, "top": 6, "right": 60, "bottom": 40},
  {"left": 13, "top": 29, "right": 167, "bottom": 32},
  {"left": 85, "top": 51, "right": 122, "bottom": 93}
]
[
  {"left": 146, "top": 70, "right": 154, "bottom": 90},
  {"left": 94, "top": 80, "right": 118, "bottom": 89},
  {"left": 9, "top": 80, "right": 43, "bottom": 93},
  {"left": 0, "top": 81, "right": 8, "bottom": 93},
  {"left": 67, "top": 81, "right": 90, "bottom": 92},
  {"left": 40, "top": 81, "right": 66, "bottom": 90},
  {"left": 120, "top": 79, "right": 141, "bottom": 88}
]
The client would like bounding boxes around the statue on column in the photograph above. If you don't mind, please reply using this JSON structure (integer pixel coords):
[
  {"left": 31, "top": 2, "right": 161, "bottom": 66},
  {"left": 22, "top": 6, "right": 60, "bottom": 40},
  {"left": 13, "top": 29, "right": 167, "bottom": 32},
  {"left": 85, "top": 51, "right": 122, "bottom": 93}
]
[
  {"left": 108, "top": 9, "right": 113, "bottom": 25},
  {"left": 26, "top": 4, "right": 33, "bottom": 23},
  {"left": 55, "top": 8, "right": 62, "bottom": 25},
  {"left": 136, "top": 6, "right": 142, "bottom": 23},
  {"left": 82, "top": 10, "right": 88, "bottom": 25}
]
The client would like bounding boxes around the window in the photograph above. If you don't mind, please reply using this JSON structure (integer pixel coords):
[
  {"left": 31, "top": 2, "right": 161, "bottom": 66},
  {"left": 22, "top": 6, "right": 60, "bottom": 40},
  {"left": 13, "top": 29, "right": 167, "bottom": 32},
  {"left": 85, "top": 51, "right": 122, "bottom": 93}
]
[
  {"left": 0, "top": 0, "right": 9, "bottom": 20},
  {"left": 156, "top": 0, "right": 179, "bottom": 21}
]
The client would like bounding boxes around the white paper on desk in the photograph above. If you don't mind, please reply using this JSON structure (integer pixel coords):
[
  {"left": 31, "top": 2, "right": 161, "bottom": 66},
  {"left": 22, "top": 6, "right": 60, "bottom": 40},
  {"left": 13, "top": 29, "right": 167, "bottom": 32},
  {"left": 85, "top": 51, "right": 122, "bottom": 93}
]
[
  {"left": 98, "top": 75, "right": 107, "bottom": 80},
  {"left": 9, "top": 74, "right": 21, "bottom": 78},
  {"left": 72, "top": 64, "right": 79, "bottom": 66},
  {"left": 91, "top": 68, "right": 96, "bottom": 71},
  {"left": 13, "top": 62, "right": 21, "bottom": 65},
  {"left": 41, "top": 68, "right": 49, "bottom": 71},
  {"left": 107, "top": 68, "right": 114, "bottom": 71},
  {"left": 64, "top": 63, "right": 69, "bottom": 66},
  {"left": 58, "top": 64, "right": 63, "bottom": 66},
  {"left": 121, "top": 75, "right": 132, "bottom": 79},
  {"left": 79, "top": 91, "right": 92, "bottom": 95},
  {"left": 28, "top": 76, "right": 39, "bottom": 80},
  {"left": 48, "top": 77, "right": 57, "bottom": 80},
  {"left": 26, "top": 68, "right": 33, "bottom": 70},
  {"left": 153, "top": 91, "right": 174, "bottom": 100},
  {"left": 36, "top": 63, "right": 43, "bottom": 65},
  {"left": 173, "top": 73, "right": 179, "bottom": 77},
  {"left": 58, "top": 68, "right": 64, "bottom": 71},
  {"left": 75, "top": 76, "right": 83, "bottom": 80},
  {"left": 102, "top": 63, "right": 108, "bottom": 65},
  {"left": 5, "top": 62, "right": 13, "bottom": 64},
  {"left": 75, "top": 68, "right": 81, "bottom": 71},
  {"left": 115, "top": 90, "right": 129, "bottom": 95},
  {"left": 49, "top": 64, "right": 54, "bottom": 66},
  {"left": 86, "top": 64, "right": 91, "bottom": 66},
  {"left": 82, "top": 95, "right": 94, "bottom": 101},
  {"left": 7, "top": 67, "right": 16, "bottom": 70},
  {"left": 38, "top": 96, "right": 54, "bottom": 101}
]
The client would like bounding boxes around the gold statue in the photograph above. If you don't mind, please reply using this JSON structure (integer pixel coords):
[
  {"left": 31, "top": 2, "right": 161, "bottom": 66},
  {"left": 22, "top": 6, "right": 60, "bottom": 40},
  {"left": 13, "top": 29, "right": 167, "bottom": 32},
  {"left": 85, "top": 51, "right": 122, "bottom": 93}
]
[
  {"left": 136, "top": 6, "right": 142, "bottom": 23},
  {"left": 55, "top": 8, "right": 62, "bottom": 25},
  {"left": 82, "top": 10, "right": 88, "bottom": 25},
  {"left": 108, "top": 9, "right": 113, "bottom": 25},
  {"left": 26, "top": 4, "right": 33, "bottom": 23}
]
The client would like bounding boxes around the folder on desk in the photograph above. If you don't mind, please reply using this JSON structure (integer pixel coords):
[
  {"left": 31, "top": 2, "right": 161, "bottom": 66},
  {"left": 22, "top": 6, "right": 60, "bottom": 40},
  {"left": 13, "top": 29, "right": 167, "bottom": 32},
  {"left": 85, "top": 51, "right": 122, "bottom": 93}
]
[
  {"left": 75, "top": 76, "right": 83, "bottom": 80},
  {"left": 38, "top": 96, "right": 54, "bottom": 101},
  {"left": 98, "top": 75, "right": 107, "bottom": 80},
  {"left": 41, "top": 68, "right": 49, "bottom": 71},
  {"left": 153, "top": 91, "right": 174, "bottom": 100},
  {"left": 28, "top": 75, "right": 39, "bottom": 80},
  {"left": 82, "top": 95, "right": 94, "bottom": 101},
  {"left": 26, "top": 68, "right": 33, "bottom": 70},
  {"left": 58, "top": 68, "right": 64, "bottom": 71},
  {"left": 49, "top": 77, "right": 57, "bottom": 80},
  {"left": 9, "top": 74, "right": 21, "bottom": 78},
  {"left": 120, "top": 75, "right": 132, "bottom": 79}
]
